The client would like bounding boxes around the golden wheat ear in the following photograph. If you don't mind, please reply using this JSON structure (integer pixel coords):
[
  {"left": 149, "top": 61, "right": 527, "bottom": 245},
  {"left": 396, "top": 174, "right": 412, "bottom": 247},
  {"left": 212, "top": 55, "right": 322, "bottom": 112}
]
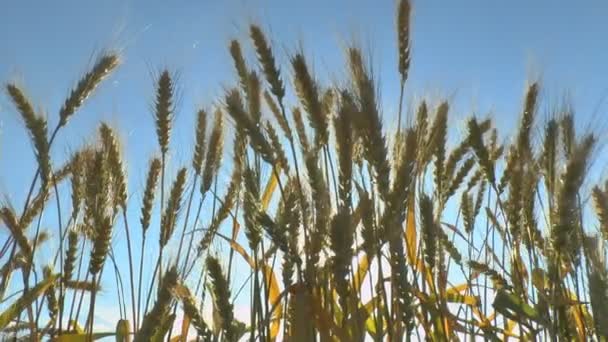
[
  {"left": 134, "top": 266, "right": 178, "bottom": 342},
  {"left": 59, "top": 53, "right": 120, "bottom": 127},
  {"left": 206, "top": 256, "right": 235, "bottom": 341},
  {"left": 154, "top": 70, "right": 175, "bottom": 155},
  {"left": 159, "top": 168, "right": 187, "bottom": 249},
  {"left": 250, "top": 25, "right": 285, "bottom": 102},
  {"left": 201, "top": 109, "right": 224, "bottom": 195},
  {"left": 291, "top": 53, "right": 326, "bottom": 148},
  {"left": 397, "top": 0, "right": 411, "bottom": 83},
  {"left": 6, "top": 84, "right": 52, "bottom": 189}
]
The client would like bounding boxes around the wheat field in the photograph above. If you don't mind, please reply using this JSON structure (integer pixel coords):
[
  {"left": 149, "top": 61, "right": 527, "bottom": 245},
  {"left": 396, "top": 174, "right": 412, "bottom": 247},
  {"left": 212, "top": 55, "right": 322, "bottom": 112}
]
[{"left": 1, "top": 0, "right": 608, "bottom": 341}]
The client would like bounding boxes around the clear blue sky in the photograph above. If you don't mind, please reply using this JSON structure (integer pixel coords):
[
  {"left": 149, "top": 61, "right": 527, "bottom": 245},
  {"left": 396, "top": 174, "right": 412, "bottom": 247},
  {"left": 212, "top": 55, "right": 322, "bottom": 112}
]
[{"left": 2, "top": 0, "right": 608, "bottom": 332}]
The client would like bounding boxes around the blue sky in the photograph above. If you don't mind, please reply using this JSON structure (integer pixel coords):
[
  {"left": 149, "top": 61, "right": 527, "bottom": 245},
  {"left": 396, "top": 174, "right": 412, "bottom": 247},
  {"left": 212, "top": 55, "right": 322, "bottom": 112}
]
[{"left": 2, "top": 0, "right": 608, "bottom": 334}]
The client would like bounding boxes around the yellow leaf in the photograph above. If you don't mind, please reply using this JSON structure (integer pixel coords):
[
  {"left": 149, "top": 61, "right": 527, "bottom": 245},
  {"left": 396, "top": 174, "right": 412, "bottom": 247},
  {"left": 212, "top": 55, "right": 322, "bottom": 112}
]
[
  {"left": 261, "top": 167, "right": 280, "bottom": 210},
  {"left": 352, "top": 254, "right": 369, "bottom": 294},
  {"left": 445, "top": 274, "right": 480, "bottom": 296},
  {"left": 52, "top": 332, "right": 116, "bottom": 341},
  {"left": 405, "top": 198, "right": 417, "bottom": 267},
  {"left": 180, "top": 311, "right": 191, "bottom": 342},
  {"left": 214, "top": 234, "right": 283, "bottom": 340}
]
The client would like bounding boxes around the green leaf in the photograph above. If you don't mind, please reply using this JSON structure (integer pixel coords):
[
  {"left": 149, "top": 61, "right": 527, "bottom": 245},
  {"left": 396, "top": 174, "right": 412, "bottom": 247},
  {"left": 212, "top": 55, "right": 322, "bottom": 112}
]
[{"left": 493, "top": 289, "right": 548, "bottom": 327}]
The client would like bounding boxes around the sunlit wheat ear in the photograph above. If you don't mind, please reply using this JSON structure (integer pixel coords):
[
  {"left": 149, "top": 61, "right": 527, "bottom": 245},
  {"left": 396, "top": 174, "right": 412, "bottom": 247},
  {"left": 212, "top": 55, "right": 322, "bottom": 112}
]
[
  {"left": 390, "top": 128, "right": 417, "bottom": 214},
  {"left": 334, "top": 90, "right": 355, "bottom": 208},
  {"left": 160, "top": 168, "right": 187, "bottom": 248},
  {"left": 207, "top": 256, "right": 235, "bottom": 341},
  {"left": 20, "top": 188, "right": 49, "bottom": 230},
  {"left": 135, "top": 266, "right": 178, "bottom": 342},
  {"left": 460, "top": 191, "right": 474, "bottom": 234},
  {"left": 467, "top": 117, "right": 495, "bottom": 184},
  {"left": 291, "top": 53, "right": 327, "bottom": 147},
  {"left": 560, "top": 113, "right": 575, "bottom": 159},
  {"left": 419, "top": 193, "right": 437, "bottom": 272},
  {"left": 99, "top": 123, "right": 128, "bottom": 211},
  {"left": 247, "top": 70, "right": 262, "bottom": 123},
  {"left": 358, "top": 187, "right": 376, "bottom": 257},
  {"left": 64, "top": 228, "right": 79, "bottom": 281},
  {"left": 225, "top": 89, "right": 275, "bottom": 165},
  {"left": 201, "top": 109, "right": 224, "bottom": 194},
  {"left": 584, "top": 238, "right": 608, "bottom": 338},
  {"left": 69, "top": 150, "right": 87, "bottom": 222},
  {"left": 278, "top": 179, "right": 301, "bottom": 287},
  {"left": 397, "top": 0, "right": 411, "bottom": 82},
  {"left": 468, "top": 261, "right": 507, "bottom": 288},
  {"left": 198, "top": 166, "right": 240, "bottom": 253},
  {"left": 242, "top": 167, "right": 263, "bottom": 250},
  {"left": 517, "top": 82, "right": 539, "bottom": 159},
  {"left": 229, "top": 39, "right": 249, "bottom": 92},
  {"left": 552, "top": 134, "right": 595, "bottom": 261},
  {"left": 265, "top": 121, "right": 290, "bottom": 173},
  {"left": 265, "top": 90, "right": 292, "bottom": 138},
  {"left": 176, "top": 285, "right": 213, "bottom": 338},
  {"left": 43, "top": 266, "right": 58, "bottom": 324},
  {"left": 141, "top": 158, "right": 161, "bottom": 234},
  {"left": 84, "top": 149, "right": 109, "bottom": 221},
  {"left": 192, "top": 109, "right": 208, "bottom": 176},
  {"left": 330, "top": 210, "right": 353, "bottom": 312},
  {"left": 592, "top": 186, "right": 608, "bottom": 240},
  {"left": 521, "top": 172, "right": 540, "bottom": 249},
  {"left": 31, "top": 230, "right": 50, "bottom": 249},
  {"left": 260, "top": 207, "right": 288, "bottom": 256},
  {"left": 6, "top": 84, "right": 52, "bottom": 189},
  {"left": 59, "top": 53, "right": 120, "bottom": 127},
  {"left": 292, "top": 107, "right": 310, "bottom": 153},
  {"left": 429, "top": 102, "right": 448, "bottom": 196},
  {"left": 414, "top": 101, "right": 428, "bottom": 153},
  {"left": 348, "top": 47, "right": 391, "bottom": 200},
  {"left": 541, "top": 119, "right": 559, "bottom": 198},
  {"left": 198, "top": 135, "right": 245, "bottom": 253},
  {"left": 443, "top": 156, "right": 474, "bottom": 203},
  {"left": 0, "top": 207, "right": 32, "bottom": 260},
  {"left": 89, "top": 214, "right": 112, "bottom": 275},
  {"left": 154, "top": 69, "right": 175, "bottom": 155},
  {"left": 250, "top": 24, "right": 285, "bottom": 101},
  {"left": 305, "top": 151, "right": 330, "bottom": 270}
]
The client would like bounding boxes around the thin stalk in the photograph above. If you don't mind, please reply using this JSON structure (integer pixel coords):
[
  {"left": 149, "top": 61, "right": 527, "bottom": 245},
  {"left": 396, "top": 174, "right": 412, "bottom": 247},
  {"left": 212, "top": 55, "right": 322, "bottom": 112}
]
[
  {"left": 136, "top": 233, "right": 146, "bottom": 330},
  {"left": 121, "top": 211, "right": 137, "bottom": 330}
]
